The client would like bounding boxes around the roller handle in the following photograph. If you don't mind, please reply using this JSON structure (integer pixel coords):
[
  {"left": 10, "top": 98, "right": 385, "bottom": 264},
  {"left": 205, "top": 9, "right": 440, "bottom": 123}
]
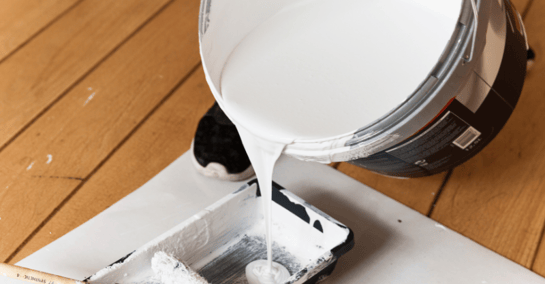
[{"left": 0, "top": 263, "right": 84, "bottom": 284}]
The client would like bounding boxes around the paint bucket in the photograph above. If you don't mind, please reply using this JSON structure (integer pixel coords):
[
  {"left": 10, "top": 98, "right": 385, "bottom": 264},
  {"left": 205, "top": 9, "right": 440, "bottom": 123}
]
[
  {"left": 87, "top": 181, "right": 354, "bottom": 284},
  {"left": 199, "top": 0, "right": 528, "bottom": 178}
]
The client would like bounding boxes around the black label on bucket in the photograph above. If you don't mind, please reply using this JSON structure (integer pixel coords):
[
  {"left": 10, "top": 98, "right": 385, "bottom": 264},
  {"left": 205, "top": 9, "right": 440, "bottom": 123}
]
[
  {"left": 386, "top": 111, "right": 475, "bottom": 170},
  {"left": 350, "top": 94, "right": 511, "bottom": 177},
  {"left": 348, "top": 3, "right": 527, "bottom": 178}
]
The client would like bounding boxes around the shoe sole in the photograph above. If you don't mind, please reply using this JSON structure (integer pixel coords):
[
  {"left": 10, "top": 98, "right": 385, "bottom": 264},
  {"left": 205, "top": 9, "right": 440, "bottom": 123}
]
[{"left": 190, "top": 140, "right": 255, "bottom": 182}]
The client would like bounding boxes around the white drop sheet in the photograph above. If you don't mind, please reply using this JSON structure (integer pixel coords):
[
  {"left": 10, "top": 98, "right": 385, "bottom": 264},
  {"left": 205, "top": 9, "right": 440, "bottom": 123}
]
[{"left": 6, "top": 152, "right": 545, "bottom": 283}]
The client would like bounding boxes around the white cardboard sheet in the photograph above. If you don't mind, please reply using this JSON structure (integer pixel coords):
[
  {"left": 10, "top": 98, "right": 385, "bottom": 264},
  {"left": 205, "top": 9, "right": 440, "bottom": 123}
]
[{"left": 6, "top": 152, "right": 545, "bottom": 283}]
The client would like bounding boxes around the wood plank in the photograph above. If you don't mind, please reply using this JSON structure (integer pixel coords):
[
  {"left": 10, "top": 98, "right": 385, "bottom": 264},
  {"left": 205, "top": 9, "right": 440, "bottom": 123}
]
[
  {"left": 0, "top": 0, "right": 80, "bottom": 61},
  {"left": 0, "top": 0, "right": 170, "bottom": 149},
  {"left": 430, "top": 0, "right": 545, "bottom": 269},
  {"left": 8, "top": 67, "right": 214, "bottom": 264},
  {"left": 0, "top": 0, "right": 200, "bottom": 262},
  {"left": 336, "top": 163, "right": 447, "bottom": 215}
]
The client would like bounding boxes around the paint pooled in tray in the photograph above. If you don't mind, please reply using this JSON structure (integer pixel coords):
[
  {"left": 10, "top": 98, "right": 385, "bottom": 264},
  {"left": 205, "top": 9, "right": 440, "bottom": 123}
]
[
  {"left": 87, "top": 181, "right": 353, "bottom": 284},
  {"left": 199, "top": 235, "right": 300, "bottom": 284}
]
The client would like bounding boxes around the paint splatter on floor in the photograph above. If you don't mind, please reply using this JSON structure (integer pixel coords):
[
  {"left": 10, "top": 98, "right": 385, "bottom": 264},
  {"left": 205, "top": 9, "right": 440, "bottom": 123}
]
[{"left": 84, "top": 92, "right": 96, "bottom": 106}]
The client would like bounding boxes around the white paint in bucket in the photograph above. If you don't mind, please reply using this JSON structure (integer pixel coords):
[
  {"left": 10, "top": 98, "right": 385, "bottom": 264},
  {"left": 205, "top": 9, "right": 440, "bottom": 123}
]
[
  {"left": 215, "top": 0, "right": 462, "bottom": 281},
  {"left": 221, "top": 0, "right": 461, "bottom": 142}
]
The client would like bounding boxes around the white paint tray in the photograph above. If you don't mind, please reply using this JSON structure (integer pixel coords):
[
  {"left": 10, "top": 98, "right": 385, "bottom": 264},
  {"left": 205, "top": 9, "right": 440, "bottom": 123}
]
[{"left": 87, "top": 179, "right": 354, "bottom": 284}]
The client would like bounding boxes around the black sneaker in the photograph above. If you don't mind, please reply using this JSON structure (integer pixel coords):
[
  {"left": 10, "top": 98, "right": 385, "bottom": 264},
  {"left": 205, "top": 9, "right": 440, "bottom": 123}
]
[{"left": 191, "top": 103, "right": 254, "bottom": 181}]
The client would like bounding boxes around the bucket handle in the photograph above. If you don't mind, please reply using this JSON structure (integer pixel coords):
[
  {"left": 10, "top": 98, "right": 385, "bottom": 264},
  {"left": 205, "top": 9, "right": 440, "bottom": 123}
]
[{"left": 464, "top": 0, "right": 479, "bottom": 63}]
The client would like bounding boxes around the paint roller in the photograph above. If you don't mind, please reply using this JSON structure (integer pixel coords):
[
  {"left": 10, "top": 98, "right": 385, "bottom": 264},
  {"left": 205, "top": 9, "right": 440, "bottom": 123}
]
[
  {"left": 1, "top": 252, "right": 209, "bottom": 284},
  {"left": 151, "top": 251, "right": 209, "bottom": 284}
]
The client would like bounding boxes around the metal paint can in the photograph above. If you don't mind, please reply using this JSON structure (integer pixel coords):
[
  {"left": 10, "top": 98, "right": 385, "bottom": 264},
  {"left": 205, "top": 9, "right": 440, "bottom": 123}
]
[{"left": 199, "top": 0, "right": 528, "bottom": 178}]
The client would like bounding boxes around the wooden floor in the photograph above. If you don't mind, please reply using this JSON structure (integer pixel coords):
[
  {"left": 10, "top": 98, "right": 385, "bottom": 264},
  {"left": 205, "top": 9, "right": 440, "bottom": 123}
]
[{"left": 1, "top": 0, "right": 544, "bottom": 277}]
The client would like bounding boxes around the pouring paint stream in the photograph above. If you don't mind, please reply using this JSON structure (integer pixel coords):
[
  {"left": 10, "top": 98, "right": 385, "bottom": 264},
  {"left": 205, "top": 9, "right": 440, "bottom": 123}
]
[{"left": 236, "top": 128, "right": 290, "bottom": 283}]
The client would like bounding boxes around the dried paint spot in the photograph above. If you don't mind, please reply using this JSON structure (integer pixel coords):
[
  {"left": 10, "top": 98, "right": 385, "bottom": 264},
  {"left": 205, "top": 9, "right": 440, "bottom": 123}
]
[
  {"left": 46, "top": 154, "right": 53, "bottom": 164},
  {"left": 26, "top": 162, "right": 34, "bottom": 171},
  {"left": 84, "top": 92, "right": 96, "bottom": 106}
]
